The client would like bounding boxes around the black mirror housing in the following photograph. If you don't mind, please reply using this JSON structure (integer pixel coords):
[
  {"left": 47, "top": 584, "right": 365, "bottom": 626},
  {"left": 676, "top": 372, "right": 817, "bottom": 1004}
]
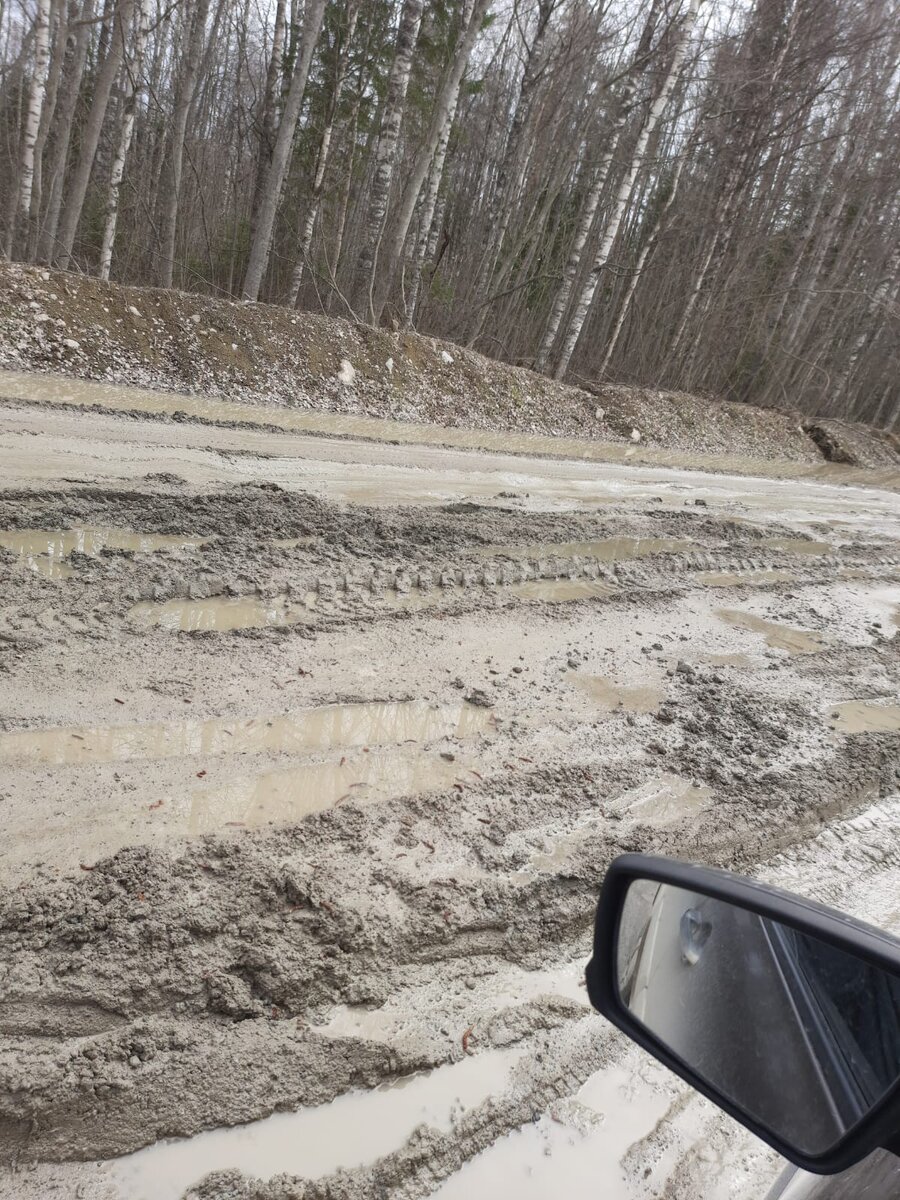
[{"left": 586, "top": 853, "right": 900, "bottom": 1175}]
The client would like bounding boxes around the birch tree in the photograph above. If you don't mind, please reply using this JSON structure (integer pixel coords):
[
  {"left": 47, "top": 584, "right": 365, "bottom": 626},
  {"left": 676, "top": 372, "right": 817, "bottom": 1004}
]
[
  {"left": 535, "top": 0, "right": 664, "bottom": 371},
  {"left": 54, "top": 0, "right": 136, "bottom": 266},
  {"left": 98, "top": 0, "right": 151, "bottom": 279},
  {"left": 12, "top": 0, "right": 51, "bottom": 257},
  {"left": 285, "top": 0, "right": 360, "bottom": 306},
  {"left": 370, "top": 0, "right": 490, "bottom": 325},
  {"left": 351, "top": 0, "right": 423, "bottom": 315},
  {"left": 241, "top": 0, "right": 327, "bottom": 301}
]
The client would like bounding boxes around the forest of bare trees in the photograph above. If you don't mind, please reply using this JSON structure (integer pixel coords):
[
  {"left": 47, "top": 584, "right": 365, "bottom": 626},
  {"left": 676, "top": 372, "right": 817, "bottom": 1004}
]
[{"left": 1, "top": 0, "right": 897, "bottom": 426}]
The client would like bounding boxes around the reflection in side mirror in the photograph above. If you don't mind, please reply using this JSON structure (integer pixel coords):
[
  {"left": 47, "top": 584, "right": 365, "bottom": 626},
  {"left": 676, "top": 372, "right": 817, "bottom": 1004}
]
[
  {"left": 618, "top": 879, "right": 900, "bottom": 1156},
  {"left": 587, "top": 855, "right": 900, "bottom": 1175}
]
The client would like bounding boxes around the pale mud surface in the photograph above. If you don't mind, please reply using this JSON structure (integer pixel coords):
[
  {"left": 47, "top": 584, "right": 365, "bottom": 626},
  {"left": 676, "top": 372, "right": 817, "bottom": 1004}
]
[{"left": 0, "top": 373, "right": 899, "bottom": 1200}]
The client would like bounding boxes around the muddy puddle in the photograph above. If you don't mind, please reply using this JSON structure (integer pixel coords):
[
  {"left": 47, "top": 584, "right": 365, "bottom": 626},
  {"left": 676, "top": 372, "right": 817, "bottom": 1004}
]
[
  {"left": 128, "top": 592, "right": 318, "bottom": 631},
  {"left": 479, "top": 536, "right": 697, "bottom": 563},
  {"left": 507, "top": 579, "right": 618, "bottom": 605},
  {"left": 608, "top": 774, "right": 713, "bottom": 826},
  {"left": 828, "top": 701, "right": 900, "bottom": 734},
  {"left": 188, "top": 747, "right": 477, "bottom": 832},
  {"left": 717, "top": 609, "right": 828, "bottom": 655},
  {"left": 761, "top": 536, "right": 830, "bottom": 556},
  {"left": 0, "top": 700, "right": 491, "bottom": 767},
  {"left": 433, "top": 1059, "right": 678, "bottom": 1200},
  {"left": 569, "top": 672, "right": 662, "bottom": 713},
  {"left": 83, "top": 1049, "right": 524, "bottom": 1200},
  {"left": 0, "top": 526, "right": 204, "bottom": 579},
  {"left": 697, "top": 569, "right": 795, "bottom": 587}
]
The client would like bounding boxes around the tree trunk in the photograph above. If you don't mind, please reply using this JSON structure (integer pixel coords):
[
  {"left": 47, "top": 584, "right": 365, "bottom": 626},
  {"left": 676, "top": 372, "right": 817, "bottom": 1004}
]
[
  {"left": 98, "top": 0, "right": 151, "bottom": 279},
  {"left": 36, "top": 0, "right": 94, "bottom": 262},
  {"left": 26, "top": 0, "right": 67, "bottom": 257},
  {"left": 156, "top": 0, "right": 212, "bottom": 287},
  {"left": 54, "top": 0, "right": 135, "bottom": 267},
  {"left": 403, "top": 73, "right": 461, "bottom": 327},
  {"left": 534, "top": 0, "right": 663, "bottom": 372},
  {"left": 13, "top": 0, "right": 52, "bottom": 258},
  {"left": 240, "top": 0, "right": 327, "bottom": 301},
  {"left": 552, "top": 0, "right": 700, "bottom": 380},
  {"left": 598, "top": 135, "right": 691, "bottom": 376},
  {"left": 249, "top": 0, "right": 286, "bottom": 250},
  {"left": 468, "top": 0, "right": 556, "bottom": 335},
  {"left": 285, "top": 0, "right": 360, "bottom": 306},
  {"left": 351, "top": 0, "right": 424, "bottom": 316},
  {"left": 370, "top": 0, "right": 489, "bottom": 325}
]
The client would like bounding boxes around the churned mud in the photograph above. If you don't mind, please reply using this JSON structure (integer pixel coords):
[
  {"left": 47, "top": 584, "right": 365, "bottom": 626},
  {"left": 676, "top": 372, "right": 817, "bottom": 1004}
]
[{"left": 0, "top": 369, "right": 898, "bottom": 1200}]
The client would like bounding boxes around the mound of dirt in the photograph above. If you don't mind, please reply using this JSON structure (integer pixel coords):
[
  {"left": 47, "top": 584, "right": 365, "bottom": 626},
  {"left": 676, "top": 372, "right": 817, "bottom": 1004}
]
[
  {"left": 804, "top": 418, "right": 900, "bottom": 468},
  {"left": 0, "top": 262, "right": 825, "bottom": 465}
]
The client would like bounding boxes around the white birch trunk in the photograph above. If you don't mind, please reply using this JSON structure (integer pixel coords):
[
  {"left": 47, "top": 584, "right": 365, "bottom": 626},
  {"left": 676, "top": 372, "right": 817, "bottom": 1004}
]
[
  {"left": 370, "top": 0, "right": 489, "bottom": 325},
  {"left": 54, "top": 0, "right": 135, "bottom": 266},
  {"left": 241, "top": 0, "right": 327, "bottom": 301},
  {"left": 402, "top": 80, "right": 460, "bottom": 326},
  {"left": 14, "top": 0, "right": 51, "bottom": 255},
  {"left": 533, "top": 0, "right": 664, "bottom": 371},
  {"left": 285, "top": 0, "right": 360, "bottom": 306},
  {"left": 37, "top": 0, "right": 94, "bottom": 262},
  {"left": 352, "top": 0, "right": 424, "bottom": 313},
  {"left": 598, "top": 139, "right": 690, "bottom": 375},
  {"left": 98, "top": 0, "right": 151, "bottom": 280},
  {"left": 552, "top": 0, "right": 699, "bottom": 380},
  {"left": 156, "top": 0, "right": 213, "bottom": 287}
]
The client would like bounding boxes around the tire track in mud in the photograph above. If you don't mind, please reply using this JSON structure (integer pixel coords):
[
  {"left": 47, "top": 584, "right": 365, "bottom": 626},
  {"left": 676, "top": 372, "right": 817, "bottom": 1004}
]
[{"left": 1, "top": 444, "right": 899, "bottom": 1197}]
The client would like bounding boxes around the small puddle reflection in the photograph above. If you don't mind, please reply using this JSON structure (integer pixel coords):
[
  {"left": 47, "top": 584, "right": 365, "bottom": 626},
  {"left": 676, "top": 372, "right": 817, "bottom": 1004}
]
[
  {"left": 128, "top": 592, "right": 317, "bottom": 631},
  {"left": 0, "top": 527, "right": 204, "bottom": 579},
  {"left": 479, "top": 536, "right": 697, "bottom": 562},
  {"left": 0, "top": 701, "right": 491, "bottom": 767},
  {"left": 100, "top": 1049, "right": 523, "bottom": 1200},
  {"left": 717, "top": 609, "right": 828, "bottom": 655},
  {"left": 569, "top": 672, "right": 662, "bottom": 714},
  {"left": 697, "top": 569, "right": 795, "bottom": 587},
  {"left": 507, "top": 579, "right": 618, "bottom": 604},
  {"left": 188, "top": 747, "right": 476, "bottom": 831},
  {"left": 608, "top": 774, "right": 712, "bottom": 826},
  {"left": 828, "top": 701, "right": 900, "bottom": 734},
  {"left": 761, "top": 537, "right": 830, "bottom": 556}
]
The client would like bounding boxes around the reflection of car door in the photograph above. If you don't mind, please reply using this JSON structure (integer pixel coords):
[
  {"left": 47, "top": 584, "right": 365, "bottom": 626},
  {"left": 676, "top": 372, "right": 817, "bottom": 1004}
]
[
  {"left": 766, "top": 1151, "right": 900, "bottom": 1199},
  {"left": 626, "top": 887, "right": 845, "bottom": 1153}
]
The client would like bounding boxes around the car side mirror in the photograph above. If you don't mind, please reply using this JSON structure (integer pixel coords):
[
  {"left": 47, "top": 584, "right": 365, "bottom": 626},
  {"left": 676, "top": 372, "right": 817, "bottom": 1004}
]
[{"left": 586, "top": 854, "right": 900, "bottom": 1175}]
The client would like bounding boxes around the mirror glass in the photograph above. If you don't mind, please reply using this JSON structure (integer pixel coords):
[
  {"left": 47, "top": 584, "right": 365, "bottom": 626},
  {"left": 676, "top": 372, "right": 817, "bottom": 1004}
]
[{"left": 617, "top": 879, "right": 900, "bottom": 1155}]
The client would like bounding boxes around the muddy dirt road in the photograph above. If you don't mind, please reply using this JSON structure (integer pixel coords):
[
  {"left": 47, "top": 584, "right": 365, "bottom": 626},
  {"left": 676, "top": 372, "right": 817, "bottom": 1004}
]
[{"left": 1, "top": 374, "right": 899, "bottom": 1199}]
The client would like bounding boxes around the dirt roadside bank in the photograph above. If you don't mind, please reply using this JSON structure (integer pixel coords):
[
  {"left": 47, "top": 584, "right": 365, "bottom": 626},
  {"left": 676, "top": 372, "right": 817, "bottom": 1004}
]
[
  {"left": 3, "top": 262, "right": 897, "bottom": 470},
  {"left": 0, "top": 364, "right": 898, "bottom": 1199}
]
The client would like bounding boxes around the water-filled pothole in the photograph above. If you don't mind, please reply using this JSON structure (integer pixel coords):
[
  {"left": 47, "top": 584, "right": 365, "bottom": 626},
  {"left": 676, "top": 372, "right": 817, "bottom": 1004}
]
[
  {"left": 95, "top": 1049, "right": 524, "bottom": 1200},
  {"left": 0, "top": 700, "right": 492, "bottom": 767},
  {"left": 828, "top": 701, "right": 900, "bottom": 734},
  {"left": 760, "top": 537, "right": 830, "bottom": 556},
  {"left": 697, "top": 569, "right": 795, "bottom": 588},
  {"left": 127, "top": 592, "right": 318, "bottom": 631},
  {"left": 506, "top": 579, "right": 618, "bottom": 604},
  {"left": 716, "top": 609, "right": 828, "bottom": 655},
  {"left": 607, "top": 774, "right": 713, "bottom": 825},
  {"left": 569, "top": 672, "right": 662, "bottom": 713},
  {"left": 189, "top": 747, "right": 477, "bottom": 831},
  {"left": 0, "top": 527, "right": 204, "bottom": 579}
]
